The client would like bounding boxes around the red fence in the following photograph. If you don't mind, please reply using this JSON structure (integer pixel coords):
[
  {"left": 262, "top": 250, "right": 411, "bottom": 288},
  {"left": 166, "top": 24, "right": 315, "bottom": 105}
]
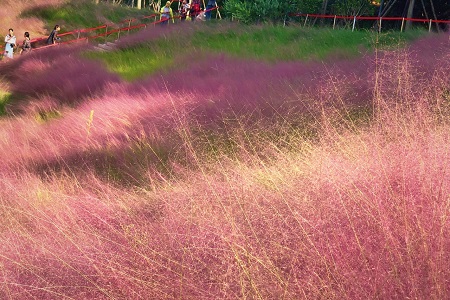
[
  {"left": 6, "top": 8, "right": 445, "bottom": 60},
  {"left": 290, "top": 13, "right": 450, "bottom": 32},
  {"left": 1, "top": 6, "right": 219, "bottom": 59}
]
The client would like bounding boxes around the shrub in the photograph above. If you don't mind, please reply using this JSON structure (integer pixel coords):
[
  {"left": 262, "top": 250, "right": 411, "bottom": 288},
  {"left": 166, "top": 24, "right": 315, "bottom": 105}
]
[{"left": 224, "top": 0, "right": 301, "bottom": 24}]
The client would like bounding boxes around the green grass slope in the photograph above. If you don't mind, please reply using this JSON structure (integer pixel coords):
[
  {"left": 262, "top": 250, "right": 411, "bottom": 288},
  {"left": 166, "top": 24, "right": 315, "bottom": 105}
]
[{"left": 85, "top": 23, "right": 426, "bottom": 81}]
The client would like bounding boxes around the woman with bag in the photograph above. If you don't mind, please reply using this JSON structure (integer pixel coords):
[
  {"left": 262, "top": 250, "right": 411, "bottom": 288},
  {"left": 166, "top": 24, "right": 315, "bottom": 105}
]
[{"left": 4, "top": 28, "right": 16, "bottom": 59}]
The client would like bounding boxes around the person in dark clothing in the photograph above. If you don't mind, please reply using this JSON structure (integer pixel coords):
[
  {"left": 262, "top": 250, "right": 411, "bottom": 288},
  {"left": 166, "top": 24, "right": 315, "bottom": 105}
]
[
  {"left": 19, "top": 32, "right": 32, "bottom": 54},
  {"left": 205, "top": 0, "right": 216, "bottom": 20},
  {"left": 46, "top": 25, "right": 61, "bottom": 45}
]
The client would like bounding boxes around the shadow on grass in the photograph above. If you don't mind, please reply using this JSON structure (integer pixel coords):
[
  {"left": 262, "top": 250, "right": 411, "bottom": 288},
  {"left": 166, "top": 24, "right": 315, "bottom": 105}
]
[{"left": 0, "top": 45, "right": 121, "bottom": 116}]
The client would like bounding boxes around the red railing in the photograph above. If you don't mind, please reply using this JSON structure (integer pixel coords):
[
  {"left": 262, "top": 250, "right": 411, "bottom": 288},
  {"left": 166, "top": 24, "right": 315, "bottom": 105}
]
[
  {"left": 0, "top": 5, "right": 219, "bottom": 56},
  {"left": 290, "top": 13, "right": 450, "bottom": 32}
]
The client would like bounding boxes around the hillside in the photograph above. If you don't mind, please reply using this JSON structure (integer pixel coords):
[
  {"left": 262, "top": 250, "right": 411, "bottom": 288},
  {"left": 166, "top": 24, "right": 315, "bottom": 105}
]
[
  {"left": 1, "top": 0, "right": 151, "bottom": 39},
  {"left": 0, "top": 0, "right": 66, "bottom": 37}
]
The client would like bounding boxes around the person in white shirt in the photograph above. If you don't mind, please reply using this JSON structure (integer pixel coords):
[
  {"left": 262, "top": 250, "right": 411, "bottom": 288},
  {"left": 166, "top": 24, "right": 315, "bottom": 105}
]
[{"left": 4, "top": 28, "right": 16, "bottom": 59}]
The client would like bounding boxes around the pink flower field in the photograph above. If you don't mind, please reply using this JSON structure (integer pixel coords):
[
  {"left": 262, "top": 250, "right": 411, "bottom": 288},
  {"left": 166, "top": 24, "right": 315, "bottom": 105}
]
[{"left": 0, "top": 30, "right": 449, "bottom": 299}]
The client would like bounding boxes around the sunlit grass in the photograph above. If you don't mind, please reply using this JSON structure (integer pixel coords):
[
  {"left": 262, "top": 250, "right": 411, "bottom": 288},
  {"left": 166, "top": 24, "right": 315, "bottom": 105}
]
[
  {"left": 86, "top": 47, "right": 176, "bottom": 81},
  {"left": 0, "top": 90, "right": 11, "bottom": 116}
]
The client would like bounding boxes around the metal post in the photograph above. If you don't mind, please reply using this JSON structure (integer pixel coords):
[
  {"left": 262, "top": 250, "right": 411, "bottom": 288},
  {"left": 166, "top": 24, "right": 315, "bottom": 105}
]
[
  {"left": 401, "top": 17, "right": 405, "bottom": 32},
  {"left": 304, "top": 14, "right": 309, "bottom": 27},
  {"left": 428, "top": 19, "right": 432, "bottom": 32},
  {"left": 378, "top": 17, "right": 382, "bottom": 33},
  {"left": 352, "top": 16, "right": 356, "bottom": 32},
  {"left": 128, "top": 19, "right": 132, "bottom": 34},
  {"left": 215, "top": 1, "right": 222, "bottom": 19},
  {"left": 105, "top": 25, "right": 108, "bottom": 44},
  {"left": 77, "top": 30, "right": 81, "bottom": 40},
  {"left": 333, "top": 15, "right": 336, "bottom": 29}
]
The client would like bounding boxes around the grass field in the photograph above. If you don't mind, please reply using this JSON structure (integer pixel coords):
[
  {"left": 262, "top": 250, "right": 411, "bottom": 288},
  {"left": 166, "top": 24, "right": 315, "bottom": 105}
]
[
  {"left": 85, "top": 23, "right": 426, "bottom": 80},
  {"left": 0, "top": 8, "right": 449, "bottom": 299}
]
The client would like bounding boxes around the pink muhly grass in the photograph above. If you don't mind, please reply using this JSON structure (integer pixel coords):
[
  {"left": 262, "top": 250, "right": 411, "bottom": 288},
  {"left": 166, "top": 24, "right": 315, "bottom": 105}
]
[
  {"left": 0, "top": 33, "right": 448, "bottom": 299},
  {"left": 1, "top": 46, "right": 121, "bottom": 113}
]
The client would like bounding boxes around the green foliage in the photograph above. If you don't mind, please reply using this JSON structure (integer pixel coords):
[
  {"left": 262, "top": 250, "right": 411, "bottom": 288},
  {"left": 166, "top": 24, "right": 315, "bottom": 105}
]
[
  {"left": 224, "top": 0, "right": 252, "bottom": 23},
  {"left": 0, "top": 91, "right": 11, "bottom": 116},
  {"left": 331, "top": 0, "right": 376, "bottom": 16},
  {"left": 224, "top": 0, "right": 307, "bottom": 24},
  {"left": 296, "top": 0, "right": 323, "bottom": 15},
  {"left": 223, "top": 0, "right": 324, "bottom": 24}
]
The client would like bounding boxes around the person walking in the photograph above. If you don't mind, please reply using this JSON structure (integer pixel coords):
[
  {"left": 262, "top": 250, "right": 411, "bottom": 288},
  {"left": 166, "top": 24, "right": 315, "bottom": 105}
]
[
  {"left": 46, "top": 25, "right": 61, "bottom": 45},
  {"left": 160, "top": 1, "right": 174, "bottom": 25},
  {"left": 4, "top": 28, "right": 16, "bottom": 59},
  {"left": 205, "top": 0, "right": 216, "bottom": 20},
  {"left": 190, "top": 0, "right": 202, "bottom": 21},
  {"left": 179, "top": 0, "right": 190, "bottom": 21},
  {"left": 19, "top": 32, "right": 32, "bottom": 55}
]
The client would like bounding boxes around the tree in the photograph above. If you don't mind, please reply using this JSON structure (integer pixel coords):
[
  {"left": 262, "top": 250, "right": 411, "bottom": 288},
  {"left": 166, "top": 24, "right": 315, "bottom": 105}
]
[
  {"left": 322, "top": 0, "right": 329, "bottom": 15},
  {"left": 376, "top": 0, "right": 448, "bottom": 30},
  {"left": 405, "top": 0, "right": 415, "bottom": 30},
  {"left": 331, "top": 0, "right": 375, "bottom": 16},
  {"left": 224, "top": 0, "right": 322, "bottom": 24}
]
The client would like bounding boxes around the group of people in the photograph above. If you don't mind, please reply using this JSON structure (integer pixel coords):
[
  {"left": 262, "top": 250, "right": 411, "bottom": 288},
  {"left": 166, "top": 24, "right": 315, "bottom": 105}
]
[
  {"left": 3, "top": 29, "right": 30, "bottom": 59},
  {"left": 4, "top": 0, "right": 218, "bottom": 59},
  {"left": 3, "top": 25, "right": 60, "bottom": 59},
  {"left": 160, "top": 0, "right": 217, "bottom": 24}
]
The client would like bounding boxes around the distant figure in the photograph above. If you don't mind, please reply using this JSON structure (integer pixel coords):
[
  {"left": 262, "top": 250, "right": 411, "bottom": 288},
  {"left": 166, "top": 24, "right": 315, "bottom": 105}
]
[
  {"left": 160, "top": 1, "right": 174, "bottom": 25},
  {"left": 205, "top": 0, "right": 216, "bottom": 20},
  {"left": 4, "top": 28, "right": 16, "bottom": 59},
  {"left": 20, "top": 32, "right": 32, "bottom": 55},
  {"left": 46, "top": 25, "right": 61, "bottom": 45},
  {"left": 179, "top": 0, "right": 190, "bottom": 21},
  {"left": 190, "top": 0, "right": 202, "bottom": 21}
]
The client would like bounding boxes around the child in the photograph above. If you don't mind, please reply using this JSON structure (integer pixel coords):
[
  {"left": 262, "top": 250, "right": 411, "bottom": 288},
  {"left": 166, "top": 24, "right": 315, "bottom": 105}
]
[{"left": 20, "top": 32, "right": 32, "bottom": 55}]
